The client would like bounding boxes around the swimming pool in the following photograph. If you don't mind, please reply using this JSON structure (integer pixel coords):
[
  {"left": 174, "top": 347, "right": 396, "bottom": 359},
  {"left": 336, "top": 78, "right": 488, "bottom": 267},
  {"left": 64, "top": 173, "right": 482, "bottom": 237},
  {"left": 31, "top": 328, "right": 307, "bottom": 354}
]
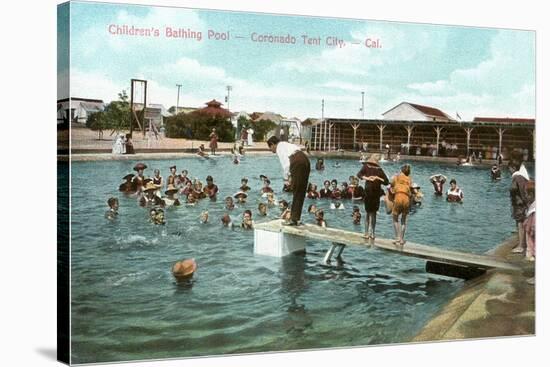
[{"left": 68, "top": 155, "right": 529, "bottom": 363}]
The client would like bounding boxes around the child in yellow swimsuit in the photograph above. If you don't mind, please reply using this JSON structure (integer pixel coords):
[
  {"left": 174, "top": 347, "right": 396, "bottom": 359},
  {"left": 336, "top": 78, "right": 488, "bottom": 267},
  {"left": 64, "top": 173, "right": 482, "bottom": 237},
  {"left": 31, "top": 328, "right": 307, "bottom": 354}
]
[{"left": 390, "top": 164, "right": 412, "bottom": 245}]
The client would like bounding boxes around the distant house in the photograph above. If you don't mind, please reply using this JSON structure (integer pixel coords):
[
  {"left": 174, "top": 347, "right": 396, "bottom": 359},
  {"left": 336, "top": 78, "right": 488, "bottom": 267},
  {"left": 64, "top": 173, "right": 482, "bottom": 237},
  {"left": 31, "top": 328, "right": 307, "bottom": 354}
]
[
  {"left": 57, "top": 97, "right": 105, "bottom": 125},
  {"left": 382, "top": 102, "right": 455, "bottom": 122},
  {"left": 133, "top": 103, "right": 170, "bottom": 128},
  {"left": 300, "top": 118, "right": 320, "bottom": 142},
  {"left": 195, "top": 99, "right": 232, "bottom": 118},
  {"left": 281, "top": 117, "right": 302, "bottom": 140},
  {"left": 169, "top": 106, "right": 198, "bottom": 115},
  {"left": 253, "top": 111, "right": 284, "bottom": 124}
]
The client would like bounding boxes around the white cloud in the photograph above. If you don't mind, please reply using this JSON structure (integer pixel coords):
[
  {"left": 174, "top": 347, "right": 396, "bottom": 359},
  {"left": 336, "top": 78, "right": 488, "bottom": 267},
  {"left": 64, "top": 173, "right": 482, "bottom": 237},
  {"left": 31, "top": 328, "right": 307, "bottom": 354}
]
[{"left": 272, "top": 23, "right": 448, "bottom": 76}]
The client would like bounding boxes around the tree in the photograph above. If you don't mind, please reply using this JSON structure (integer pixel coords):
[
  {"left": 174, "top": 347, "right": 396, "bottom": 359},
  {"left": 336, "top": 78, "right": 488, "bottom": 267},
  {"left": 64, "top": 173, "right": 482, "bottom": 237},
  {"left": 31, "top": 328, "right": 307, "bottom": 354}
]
[
  {"left": 252, "top": 119, "right": 277, "bottom": 142},
  {"left": 165, "top": 112, "right": 235, "bottom": 142},
  {"left": 86, "top": 111, "right": 106, "bottom": 140},
  {"left": 86, "top": 90, "right": 130, "bottom": 135}
]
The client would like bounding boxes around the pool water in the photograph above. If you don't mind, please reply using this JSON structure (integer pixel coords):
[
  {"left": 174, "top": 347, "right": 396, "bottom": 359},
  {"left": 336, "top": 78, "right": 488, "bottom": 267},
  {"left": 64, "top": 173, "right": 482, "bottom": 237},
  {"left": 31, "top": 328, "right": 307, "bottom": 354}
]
[{"left": 69, "top": 156, "right": 530, "bottom": 364}]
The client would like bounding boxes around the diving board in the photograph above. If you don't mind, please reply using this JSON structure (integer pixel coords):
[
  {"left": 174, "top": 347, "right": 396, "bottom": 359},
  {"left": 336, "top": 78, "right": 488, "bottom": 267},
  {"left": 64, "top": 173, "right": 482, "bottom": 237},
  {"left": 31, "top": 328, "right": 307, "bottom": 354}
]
[{"left": 253, "top": 219, "right": 521, "bottom": 272}]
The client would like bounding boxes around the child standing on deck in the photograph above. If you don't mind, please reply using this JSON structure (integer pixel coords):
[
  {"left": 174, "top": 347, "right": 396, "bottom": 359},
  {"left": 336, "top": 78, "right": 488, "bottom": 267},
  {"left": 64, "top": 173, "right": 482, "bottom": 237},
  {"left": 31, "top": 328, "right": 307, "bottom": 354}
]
[{"left": 390, "top": 164, "right": 413, "bottom": 245}]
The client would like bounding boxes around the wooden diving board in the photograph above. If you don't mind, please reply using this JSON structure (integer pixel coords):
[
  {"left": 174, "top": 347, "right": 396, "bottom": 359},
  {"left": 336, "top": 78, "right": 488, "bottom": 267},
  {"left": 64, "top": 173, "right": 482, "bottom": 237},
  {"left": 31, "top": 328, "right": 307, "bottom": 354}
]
[{"left": 254, "top": 219, "right": 521, "bottom": 271}]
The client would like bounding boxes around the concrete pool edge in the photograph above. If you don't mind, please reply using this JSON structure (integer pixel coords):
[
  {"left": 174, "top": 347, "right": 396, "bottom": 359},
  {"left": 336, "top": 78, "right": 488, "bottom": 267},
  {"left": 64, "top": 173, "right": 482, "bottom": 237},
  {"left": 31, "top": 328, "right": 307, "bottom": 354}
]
[
  {"left": 64, "top": 150, "right": 522, "bottom": 166},
  {"left": 413, "top": 235, "right": 535, "bottom": 342}
]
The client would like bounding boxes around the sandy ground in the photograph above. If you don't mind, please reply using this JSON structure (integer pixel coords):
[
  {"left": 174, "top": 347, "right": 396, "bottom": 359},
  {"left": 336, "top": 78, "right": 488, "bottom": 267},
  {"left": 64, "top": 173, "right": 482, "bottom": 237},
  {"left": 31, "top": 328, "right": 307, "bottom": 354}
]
[{"left": 61, "top": 126, "right": 271, "bottom": 152}]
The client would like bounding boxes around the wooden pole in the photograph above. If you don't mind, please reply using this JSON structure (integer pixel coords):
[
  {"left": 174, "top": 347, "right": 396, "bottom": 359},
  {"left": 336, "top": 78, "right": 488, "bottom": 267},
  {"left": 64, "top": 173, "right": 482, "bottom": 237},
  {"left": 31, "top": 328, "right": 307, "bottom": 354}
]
[
  {"left": 434, "top": 126, "right": 443, "bottom": 156},
  {"left": 464, "top": 127, "right": 474, "bottom": 157},
  {"left": 496, "top": 127, "right": 506, "bottom": 157},
  {"left": 377, "top": 124, "right": 386, "bottom": 151},
  {"left": 405, "top": 125, "right": 414, "bottom": 155}
]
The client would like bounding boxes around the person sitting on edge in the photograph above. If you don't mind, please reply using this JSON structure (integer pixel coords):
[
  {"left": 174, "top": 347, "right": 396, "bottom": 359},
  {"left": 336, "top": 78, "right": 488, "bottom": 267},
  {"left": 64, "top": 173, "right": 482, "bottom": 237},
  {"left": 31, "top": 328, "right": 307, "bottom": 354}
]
[
  {"left": 308, "top": 203, "right": 317, "bottom": 214},
  {"left": 163, "top": 184, "right": 181, "bottom": 207},
  {"left": 203, "top": 175, "right": 219, "bottom": 200},
  {"left": 119, "top": 174, "right": 136, "bottom": 193},
  {"left": 261, "top": 179, "right": 274, "bottom": 194},
  {"left": 225, "top": 196, "right": 236, "bottom": 210},
  {"left": 221, "top": 213, "right": 234, "bottom": 228},
  {"left": 240, "top": 178, "right": 251, "bottom": 192},
  {"left": 197, "top": 144, "right": 207, "bottom": 157},
  {"left": 200, "top": 211, "right": 209, "bottom": 224},
  {"left": 330, "top": 179, "right": 342, "bottom": 200},
  {"left": 140, "top": 182, "right": 166, "bottom": 208},
  {"left": 105, "top": 197, "right": 119, "bottom": 220},
  {"left": 258, "top": 202, "right": 268, "bottom": 216},
  {"left": 307, "top": 183, "right": 320, "bottom": 199},
  {"left": 491, "top": 164, "right": 502, "bottom": 181},
  {"left": 429, "top": 174, "right": 447, "bottom": 196},
  {"left": 279, "top": 200, "right": 291, "bottom": 221},
  {"left": 241, "top": 210, "right": 254, "bottom": 230},
  {"left": 352, "top": 206, "right": 361, "bottom": 225},
  {"left": 315, "top": 158, "right": 325, "bottom": 170},
  {"left": 166, "top": 165, "right": 177, "bottom": 186},
  {"left": 234, "top": 191, "right": 248, "bottom": 205},
  {"left": 315, "top": 209, "right": 327, "bottom": 227},
  {"left": 446, "top": 179, "right": 464, "bottom": 203},
  {"left": 319, "top": 180, "right": 332, "bottom": 198},
  {"left": 390, "top": 164, "right": 413, "bottom": 245}
]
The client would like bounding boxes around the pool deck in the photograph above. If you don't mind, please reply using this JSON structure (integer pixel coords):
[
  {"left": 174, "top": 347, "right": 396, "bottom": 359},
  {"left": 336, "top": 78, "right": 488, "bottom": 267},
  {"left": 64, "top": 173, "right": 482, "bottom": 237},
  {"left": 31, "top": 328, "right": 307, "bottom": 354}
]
[{"left": 413, "top": 235, "right": 535, "bottom": 341}]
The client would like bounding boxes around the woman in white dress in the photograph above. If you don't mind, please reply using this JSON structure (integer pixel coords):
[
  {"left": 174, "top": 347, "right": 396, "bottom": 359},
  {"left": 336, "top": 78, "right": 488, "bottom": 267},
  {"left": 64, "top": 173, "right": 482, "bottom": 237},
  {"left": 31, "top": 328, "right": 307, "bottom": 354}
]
[{"left": 112, "top": 134, "right": 124, "bottom": 154}]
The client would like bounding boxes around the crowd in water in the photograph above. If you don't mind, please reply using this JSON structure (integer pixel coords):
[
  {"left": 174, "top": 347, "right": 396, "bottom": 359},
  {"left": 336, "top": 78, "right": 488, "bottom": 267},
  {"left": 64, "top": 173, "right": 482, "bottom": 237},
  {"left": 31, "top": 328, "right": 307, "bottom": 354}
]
[{"left": 104, "top": 149, "right": 535, "bottom": 274}]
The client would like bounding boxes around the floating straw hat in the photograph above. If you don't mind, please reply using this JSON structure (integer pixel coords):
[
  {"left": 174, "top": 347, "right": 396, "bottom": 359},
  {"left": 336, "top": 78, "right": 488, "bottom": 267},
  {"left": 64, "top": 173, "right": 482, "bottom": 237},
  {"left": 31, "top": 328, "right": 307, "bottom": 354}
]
[
  {"left": 165, "top": 184, "right": 178, "bottom": 195},
  {"left": 172, "top": 258, "right": 197, "bottom": 280}
]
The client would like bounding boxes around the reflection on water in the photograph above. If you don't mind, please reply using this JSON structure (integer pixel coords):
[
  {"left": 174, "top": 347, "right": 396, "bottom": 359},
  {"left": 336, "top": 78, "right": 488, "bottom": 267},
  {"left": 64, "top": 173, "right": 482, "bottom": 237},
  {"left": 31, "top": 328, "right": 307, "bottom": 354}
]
[{"left": 70, "top": 157, "right": 532, "bottom": 363}]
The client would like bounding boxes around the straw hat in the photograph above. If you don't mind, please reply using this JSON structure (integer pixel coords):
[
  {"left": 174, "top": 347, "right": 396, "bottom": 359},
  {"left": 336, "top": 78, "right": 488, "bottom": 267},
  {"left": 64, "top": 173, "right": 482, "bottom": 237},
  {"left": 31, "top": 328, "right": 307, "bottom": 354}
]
[
  {"left": 143, "top": 181, "right": 158, "bottom": 192},
  {"left": 259, "top": 174, "right": 268, "bottom": 181},
  {"left": 233, "top": 191, "right": 248, "bottom": 199},
  {"left": 133, "top": 163, "right": 147, "bottom": 171},
  {"left": 367, "top": 153, "right": 381, "bottom": 164},
  {"left": 165, "top": 184, "right": 178, "bottom": 195},
  {"left": 122, "top": 173, "right": 134, "bottom": 180},
  {"left": 172, "top": 258, "right": 197, "bottom": 280}
]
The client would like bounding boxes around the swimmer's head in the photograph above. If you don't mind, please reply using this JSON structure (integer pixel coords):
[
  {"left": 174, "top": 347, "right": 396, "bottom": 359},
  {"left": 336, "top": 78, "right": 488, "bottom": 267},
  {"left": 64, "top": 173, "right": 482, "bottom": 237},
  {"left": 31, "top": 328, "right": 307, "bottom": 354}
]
[
  {"left": 107, "top": 197, "right": 119, "bottom": 210},
  {"left": 401, "top": 164, "right": 411, "bottom": 176}
]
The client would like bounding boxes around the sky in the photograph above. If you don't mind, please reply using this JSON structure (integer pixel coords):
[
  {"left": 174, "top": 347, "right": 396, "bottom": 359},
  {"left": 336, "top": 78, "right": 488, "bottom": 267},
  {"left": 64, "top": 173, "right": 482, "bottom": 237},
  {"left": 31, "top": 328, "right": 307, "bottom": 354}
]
[{"left": 58, "top": 1, "right": 536, "bottom": 121}]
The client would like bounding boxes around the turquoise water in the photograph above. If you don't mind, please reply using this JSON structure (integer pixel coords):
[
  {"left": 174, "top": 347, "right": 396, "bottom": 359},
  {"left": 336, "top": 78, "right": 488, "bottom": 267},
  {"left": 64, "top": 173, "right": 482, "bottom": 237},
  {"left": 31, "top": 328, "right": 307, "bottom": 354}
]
[{"left": 69, "top": 156, "right": 527, "bottom": 364}]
